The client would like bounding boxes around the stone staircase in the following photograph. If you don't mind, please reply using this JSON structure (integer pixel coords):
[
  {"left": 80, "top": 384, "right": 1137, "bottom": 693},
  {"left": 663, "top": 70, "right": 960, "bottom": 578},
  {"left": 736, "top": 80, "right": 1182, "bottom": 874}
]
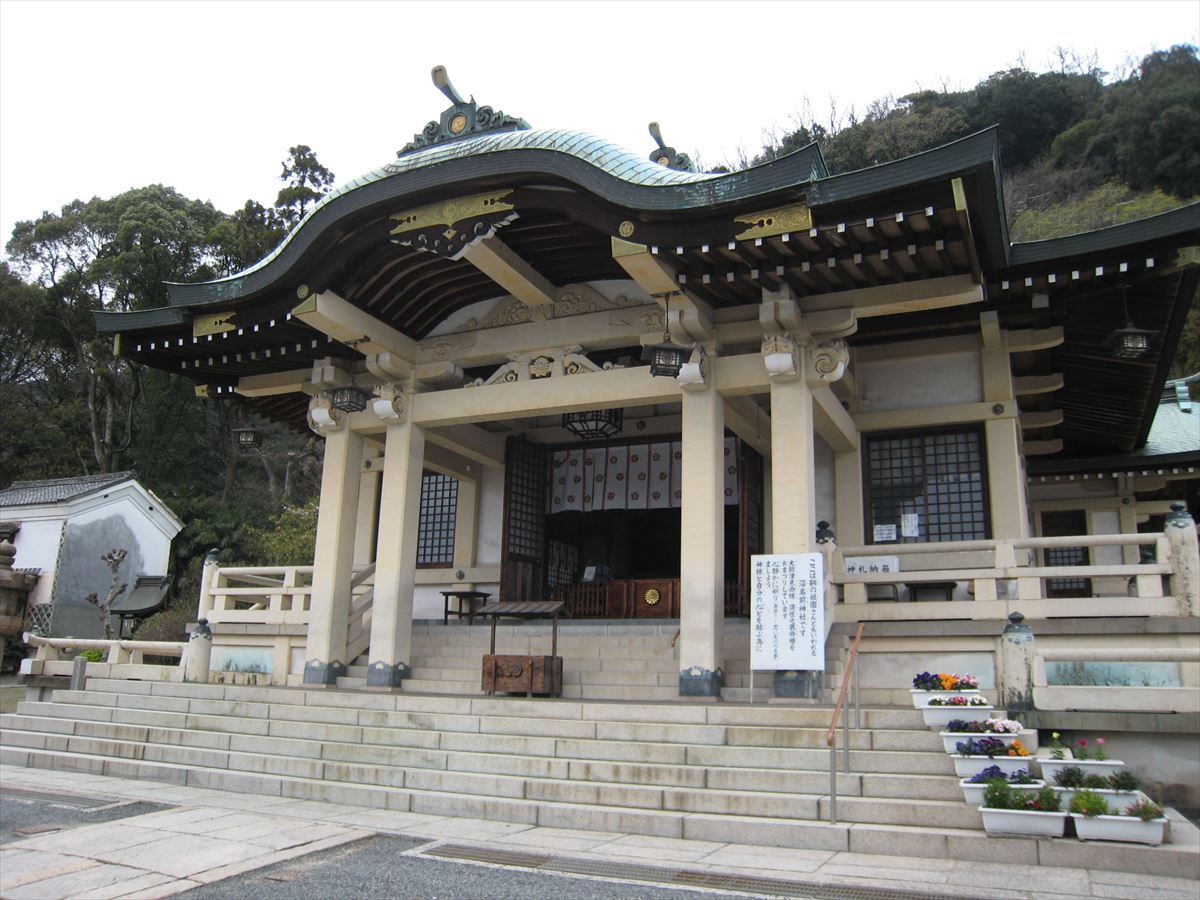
[
  {"left": 328, "top": 621, "right": 778, "bottom": 702},
  {"left": 2, "top": 678, "right": 1196, "bottom": 879}
]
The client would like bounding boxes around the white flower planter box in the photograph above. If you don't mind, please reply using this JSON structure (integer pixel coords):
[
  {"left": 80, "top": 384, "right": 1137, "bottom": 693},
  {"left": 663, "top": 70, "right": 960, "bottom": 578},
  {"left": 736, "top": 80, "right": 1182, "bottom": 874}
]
[
  {"left": 960, "top": 778, "right": 1045, "bottom": 805},
  {"left": 954, "top": 755, "right": 1032, "bottom": 778},
  {"left": 940, "top": 731, "right": 1021, "bottom": 754},
  {"left": 922, "top": 705, "right": 995, "bottom": 728},
  {"left": 910, "top": 688, "right": 982, "bottom": 708},
  {"left": 981, "top": 807, "right": 1067, "bottom": 837},
  {"left": 1039, "top": 758, "right": 1124, "bottom": 782},
  {"left": 1054, "top": 788, "right": 1140, "bottom": 810},
  {"left": 1071, "top": 813, "right": 1167, "bottom": 845}
]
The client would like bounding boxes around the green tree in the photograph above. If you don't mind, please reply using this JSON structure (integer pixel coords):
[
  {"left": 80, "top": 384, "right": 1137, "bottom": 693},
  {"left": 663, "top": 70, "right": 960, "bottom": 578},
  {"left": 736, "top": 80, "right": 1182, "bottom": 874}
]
[{"left": 274, "top": 145, "right": 335, "bottom": 229}]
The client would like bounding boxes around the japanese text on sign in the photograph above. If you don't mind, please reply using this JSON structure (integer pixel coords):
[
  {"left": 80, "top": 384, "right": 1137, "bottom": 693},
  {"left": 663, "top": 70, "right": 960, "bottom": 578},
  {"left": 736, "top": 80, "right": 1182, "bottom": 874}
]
[{"left": 750, "top": 553, "right": 825, "bottom": 670}]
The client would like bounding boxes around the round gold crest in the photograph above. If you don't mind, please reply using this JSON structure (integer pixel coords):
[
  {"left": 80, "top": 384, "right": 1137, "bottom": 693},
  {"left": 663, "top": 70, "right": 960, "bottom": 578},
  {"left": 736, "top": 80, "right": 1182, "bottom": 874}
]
[
  {"left": 618, "top": 220, "right": 635, "bottom": 238},
  {"left": 449, "top": 113, "right": 468, "bottom": 134},
  {"left": 644, "top": 588, "right": 660, "bottom": 606}
]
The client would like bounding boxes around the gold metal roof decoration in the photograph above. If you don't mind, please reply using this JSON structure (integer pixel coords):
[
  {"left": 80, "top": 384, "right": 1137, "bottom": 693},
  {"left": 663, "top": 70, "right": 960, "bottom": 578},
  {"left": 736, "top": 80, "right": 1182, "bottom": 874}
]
[
  {"left": 399, "top": 66, "right": 530, "bottom": 157},
  {"left": 647, "top": 122, "right": 695, "bottom": 172},
  {"left": 389, "top": 190, "right": 517, "bottom": 259}
]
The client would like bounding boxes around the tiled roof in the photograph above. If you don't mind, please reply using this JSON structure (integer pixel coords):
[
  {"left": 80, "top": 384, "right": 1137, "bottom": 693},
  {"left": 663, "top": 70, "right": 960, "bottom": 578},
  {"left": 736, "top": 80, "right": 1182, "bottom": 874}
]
[
  {"left": 1139, "top": 375, "right": 1199, "bottom": 458},
  {"left": 0, "top": 472, "right": 133, "bottom": 507}
]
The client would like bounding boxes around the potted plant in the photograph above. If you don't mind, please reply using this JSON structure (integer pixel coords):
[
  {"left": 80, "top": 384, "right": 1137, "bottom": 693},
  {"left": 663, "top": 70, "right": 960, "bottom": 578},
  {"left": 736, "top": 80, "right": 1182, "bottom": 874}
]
[
  {"left": 921, "top": 694, "right": 995, "bottom": 728},
  {"left": 939, "top": 718, "right": 1026, "bottom": 753},
  {"left": 981, "top": 781, "right": 1067, "bottom": 837},
  {"left": 960, "top": 765, "right": 1044, "bottom": 805},
  {"left": 1069, "top": 791, "right": 1168, "bottom": 845},
  {"left": 1051, "top": 766, "right": 1141, "bottom": 808},
  {"left": 910, "top": 671, "right": 982, "bottom": 708},
  {"left": 1040, "top": 736, "right": 1123, "bottom": 782},
  {"left": 952, "top": 736, "right": 1033, "bottom": 778}
]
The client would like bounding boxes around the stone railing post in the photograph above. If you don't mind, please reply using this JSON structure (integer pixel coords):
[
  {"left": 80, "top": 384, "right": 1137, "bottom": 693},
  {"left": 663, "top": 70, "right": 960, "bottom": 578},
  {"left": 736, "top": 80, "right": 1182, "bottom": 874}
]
[
  {"left": 996, "top": 611, "right": 1035, "bottom": 712},
  {"left": 184, "top": 618, "right": 213, "bottom": 683},
  {"left": 197, "top": 548, "right": 220, "bottom": 620},
  {"left": 1165, "top": 504, "right": 1199, "bottom": 617}
]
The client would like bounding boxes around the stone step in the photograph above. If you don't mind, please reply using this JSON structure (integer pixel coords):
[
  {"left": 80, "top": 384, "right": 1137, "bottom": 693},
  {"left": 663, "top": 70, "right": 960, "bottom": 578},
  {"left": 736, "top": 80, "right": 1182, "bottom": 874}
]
[
  {"left": 0, "top": 711, "right": 960, "bottom": 802},
  {"left": 28, "top": 690, "right": 939, "bottom": 752},
  {"left": 2, "top": 741, "right": 1196, "bottom": 880},
  {"left": 0, "top": 726, "right": 967, "bottom": 826}
]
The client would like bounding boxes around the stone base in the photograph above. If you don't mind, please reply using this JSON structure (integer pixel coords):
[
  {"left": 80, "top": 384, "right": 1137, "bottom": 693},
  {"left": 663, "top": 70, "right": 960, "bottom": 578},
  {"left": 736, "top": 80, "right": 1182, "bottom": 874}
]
[
  {"left": 679, "top": 666, "right": 724, "bottom": 697},
  {"left": 366, "top": 662, "right": 412, "bottom": 688},
  {"left": 774, "top": 670, "right": 822, "bottom": 699},
  {"left": 302, "top": 660, "right": 346, "bottom": 686}
]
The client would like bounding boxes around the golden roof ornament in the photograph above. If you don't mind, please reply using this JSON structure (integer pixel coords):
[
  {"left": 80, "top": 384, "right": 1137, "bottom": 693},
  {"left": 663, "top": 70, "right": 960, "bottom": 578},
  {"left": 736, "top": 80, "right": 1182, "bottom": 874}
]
[{"left": 399, "top": 65, "right": 530, "bottom": 156}]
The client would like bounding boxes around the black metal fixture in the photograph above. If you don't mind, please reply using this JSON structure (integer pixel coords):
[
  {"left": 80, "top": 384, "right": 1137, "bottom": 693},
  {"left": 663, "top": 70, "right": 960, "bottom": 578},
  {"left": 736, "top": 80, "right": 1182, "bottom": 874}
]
[
  {"left": 642, "top": 291, "right": 690, "bottom": 377},
  {"left": 330, "top": 386, "right": 369, "bottom": 413},
  {"left": 232, "top": 427, "right": 261, "bottom": 449},
  {"left": 815, "top": 521, "right": 837, "bottom": 544},
  {"left": 562, "top": 408, "right": 624, "bottom": 440},
  {"left": 1104, "top": 285, "right": 1158, "bottom": 360}
]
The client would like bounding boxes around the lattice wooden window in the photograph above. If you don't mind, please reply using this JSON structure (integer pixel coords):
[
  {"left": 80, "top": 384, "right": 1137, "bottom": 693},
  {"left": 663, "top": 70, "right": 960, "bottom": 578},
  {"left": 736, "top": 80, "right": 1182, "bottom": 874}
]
[
  {"left": 504, "top": 437, "right": 547, "bottom": 561},
  {"left": 417, "top": 472, "right": 457, "bottom": 567},
  {"left": 865, "top": 429, "right": 989, "bottom": 544}
]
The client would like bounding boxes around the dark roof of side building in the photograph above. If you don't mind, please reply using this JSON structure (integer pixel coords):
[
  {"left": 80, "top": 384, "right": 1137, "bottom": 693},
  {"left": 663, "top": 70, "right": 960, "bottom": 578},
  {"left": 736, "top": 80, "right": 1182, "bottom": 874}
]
[{"left": 0, "top": 472, "right": 134, "bottom": 507}]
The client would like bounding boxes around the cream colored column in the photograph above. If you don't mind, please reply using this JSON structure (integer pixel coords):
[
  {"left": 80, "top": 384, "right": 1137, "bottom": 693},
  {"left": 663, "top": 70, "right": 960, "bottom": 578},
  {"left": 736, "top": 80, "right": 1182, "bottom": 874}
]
[
  {"left": 770, "top": 374, "right": 817, "bottom": 554},
  {"left": 835, "top": 449, "right": 867, "bottom": 604},
  {"left": 452, "top": 475, "right": 478, "bottom": 577},
  {"left": 353, "top": 449, "right": 383, "bottom": 567},
  {"left": 678, "top": 380, "right": 725, "bottom": 697},
  {"left": 981, "top": 319, "right": 1030, "bottom": 539},
  {"left": 304, "top": 425, "right": 364, "bottom": 685},
  {"left": 367, "top": 418, "right": 426, "bottom": 687}
]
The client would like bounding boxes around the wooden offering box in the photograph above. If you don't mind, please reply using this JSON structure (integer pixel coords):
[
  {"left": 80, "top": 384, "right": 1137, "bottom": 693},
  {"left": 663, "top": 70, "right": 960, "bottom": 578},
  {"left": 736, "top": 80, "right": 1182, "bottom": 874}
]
[{"left": 482, "top": 654, "right": 563, "bottom": 697}]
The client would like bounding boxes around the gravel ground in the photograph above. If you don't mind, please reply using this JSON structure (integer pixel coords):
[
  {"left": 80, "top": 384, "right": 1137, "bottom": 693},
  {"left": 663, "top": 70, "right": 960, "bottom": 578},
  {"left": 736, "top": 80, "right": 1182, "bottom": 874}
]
[{"left": 179, "top": 834, "right": 741, "bottom": 900}]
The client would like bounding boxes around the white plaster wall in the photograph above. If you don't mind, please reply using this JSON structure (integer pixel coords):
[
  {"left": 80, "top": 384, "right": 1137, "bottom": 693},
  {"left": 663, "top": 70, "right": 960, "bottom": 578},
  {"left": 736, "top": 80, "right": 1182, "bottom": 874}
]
[
  {"left": 414, "top": 586, "right": 443, "bottom": 621},
  {"left": 476, "top": 465, "right": 505, "bottom": 566},
  {"left": 70, "top": 492, "right": 174, "bottom": 576},
  {"left": 857, "top": 650, "right": 996, "bottom": 690},
  {"left": 1088, "top": 509, "right": 1123, "bottom": 565},
  {"left": 858, "top": 349, "right": 982, "bottom": 412},
  {"left": 9, "top": 519, "right": 64, "bottom": 606}
]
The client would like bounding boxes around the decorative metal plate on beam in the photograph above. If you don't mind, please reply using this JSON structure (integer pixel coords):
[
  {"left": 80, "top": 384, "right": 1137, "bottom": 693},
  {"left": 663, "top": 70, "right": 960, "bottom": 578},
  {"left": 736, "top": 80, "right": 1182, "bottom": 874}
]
[{"left": 389, "top": 191, "right": 518, "bottom": 259}]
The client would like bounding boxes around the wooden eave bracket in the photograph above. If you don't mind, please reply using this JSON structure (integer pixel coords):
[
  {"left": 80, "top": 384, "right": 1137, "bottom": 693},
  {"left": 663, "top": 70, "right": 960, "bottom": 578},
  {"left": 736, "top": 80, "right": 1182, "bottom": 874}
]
[
  {"left": 462, "top": 236, "right": 557, "bottom": 307},
  {"left": 292, "top": 290, "right": 416, "bottom": 368},
  {"left": 1007, "top": 326, "right": 1065, "bottom": 353},
  {"left": 1014, "top": 373, "right": 1065, "bottom": 396},
  {"left": 236, "top": 368, "right": 315, "bottom": 398},
  {"left": 613, "top": 237, "right": 715, "bottom": 343},
  {"left": 952, "top": 177, "right": 985, "bottom": 292},
  {"left": 1020, "top": 409, "right": 1064, "bottom": 430},
  {"left": 1022, "top": 437, "right": 1064, "bottom": 456}
]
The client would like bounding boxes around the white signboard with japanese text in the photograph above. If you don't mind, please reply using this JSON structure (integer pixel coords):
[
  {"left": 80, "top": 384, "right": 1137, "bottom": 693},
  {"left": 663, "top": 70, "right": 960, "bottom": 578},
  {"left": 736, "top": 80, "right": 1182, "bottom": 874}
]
[{"left": 750, "top": 553, "right": 825, "bottom": 670}]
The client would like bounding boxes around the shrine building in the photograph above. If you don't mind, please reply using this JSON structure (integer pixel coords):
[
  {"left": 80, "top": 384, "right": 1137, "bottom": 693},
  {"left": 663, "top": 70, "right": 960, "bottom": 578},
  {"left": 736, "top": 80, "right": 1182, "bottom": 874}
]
[{"left": 93, "top": 69, "right": 1199, "bottom": 701}]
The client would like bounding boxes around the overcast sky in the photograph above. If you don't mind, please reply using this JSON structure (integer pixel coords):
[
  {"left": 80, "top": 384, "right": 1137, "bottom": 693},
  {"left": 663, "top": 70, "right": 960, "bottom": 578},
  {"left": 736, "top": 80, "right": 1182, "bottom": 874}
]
[{"left": 1, "top": 0, "right": 1197, "bottom": 258}]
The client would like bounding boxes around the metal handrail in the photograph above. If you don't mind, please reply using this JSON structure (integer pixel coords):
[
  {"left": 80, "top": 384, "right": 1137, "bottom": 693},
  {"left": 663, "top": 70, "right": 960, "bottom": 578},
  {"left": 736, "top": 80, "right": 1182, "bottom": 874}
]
[{"left": 825, "top": 621, "right": 866, "bottom": 824}]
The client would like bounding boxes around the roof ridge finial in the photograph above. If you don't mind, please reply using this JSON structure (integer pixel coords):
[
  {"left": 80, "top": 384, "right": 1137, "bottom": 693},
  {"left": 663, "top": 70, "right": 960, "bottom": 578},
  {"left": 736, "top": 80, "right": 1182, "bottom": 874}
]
[
  {"left": 398, "top": 67, "right": 530, "bottom": 157},
  {"left": 647, "top": 121, "right": 695, "bottom": 173}
]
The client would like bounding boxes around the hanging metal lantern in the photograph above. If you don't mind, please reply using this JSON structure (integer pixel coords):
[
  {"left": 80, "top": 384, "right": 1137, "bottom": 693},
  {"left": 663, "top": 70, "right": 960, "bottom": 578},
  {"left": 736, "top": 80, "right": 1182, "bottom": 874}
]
[
  {"left": 1104, "top": 286, "right": 1158, "bottom": 360},
  {"left": 232, "top": 427, "right": 262, "bottom": 449},
  {"left": 642, "top": 291, "right": 691, "bottom": 377},
  {"left": 562, "top": 408, "right": 624, "bottom": 440},
  {"left": 330, "top": 386, "right": 368, "bottom": 413}
]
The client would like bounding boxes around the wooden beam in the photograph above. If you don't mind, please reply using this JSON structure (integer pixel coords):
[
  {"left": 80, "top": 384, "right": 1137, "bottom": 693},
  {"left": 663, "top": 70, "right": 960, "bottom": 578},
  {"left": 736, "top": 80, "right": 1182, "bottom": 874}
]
[
  {"left": 1023, "top": 438, "right": 1064, "bottom": 456},
  {"left": 1014, "top": 373, "right": 1065, "bottom": 397},
  {"left": 724, "top": 397, "right": 771, "bottom": 458},
  {"left": 1020, "top": 409, "right": 1065, "bottom": 430},
  {"left": 952, "top": 177, "right": 984, "bottom": 288},
  {"left": 426, "top": 424, "right": 506, "bottom": 469},
  {"left": 236, "top": 368, "right": 313, "bottom": 397},
  {"left": 612, "top": 238, "right": 682, "bottom": 295},
  {"left": 812, "top": 385, "right": 858, "bottom": 452},
  {"left": 801, "top": 274, "right": 982, "bottom": 318},
  {"left": 1007, "top": 326, "right": 1065, "bottom": 353},
  {"left": 855, "top": 400, "right": 1016, "bottom": 433},
  {"left": 462, "top": 236, "right": 557, "bottom": 307},
  {"left": 293, "top": 290, "right": 416, "bottom": 363}
]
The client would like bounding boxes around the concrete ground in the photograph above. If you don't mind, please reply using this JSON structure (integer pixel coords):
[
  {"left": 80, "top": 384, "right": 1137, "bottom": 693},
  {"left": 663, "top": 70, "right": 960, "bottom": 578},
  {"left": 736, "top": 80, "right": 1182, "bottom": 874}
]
[{"left": 1, "top": 765, "right": 1197, "bottom": 900}]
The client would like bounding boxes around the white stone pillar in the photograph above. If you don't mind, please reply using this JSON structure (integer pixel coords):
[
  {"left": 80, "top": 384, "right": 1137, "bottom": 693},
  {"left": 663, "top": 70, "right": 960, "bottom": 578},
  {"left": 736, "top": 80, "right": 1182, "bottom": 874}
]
[
  {"left": 770, "top": 374, "right": 817, "bottom": 554},
  {"left": 367, "top": 417, "right": 426, "bottom": 687},
  {"left": 678, "top": 378, "right": 725, "bottom": 697},
  {"left": 304, "top": 423, "right": 364, "bottom": 685},
  {"left": 985, "top": 417, "right": 1029, "bottom": 539},
  {"left": 354, "top": 449, "right": 384, "bottom": 568}
]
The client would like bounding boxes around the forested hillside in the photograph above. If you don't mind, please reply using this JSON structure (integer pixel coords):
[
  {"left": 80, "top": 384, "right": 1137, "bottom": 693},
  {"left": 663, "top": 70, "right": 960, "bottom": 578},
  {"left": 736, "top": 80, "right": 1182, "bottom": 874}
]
[{"left": 1, "top": 46, "right": 1196, "bottom": 639}]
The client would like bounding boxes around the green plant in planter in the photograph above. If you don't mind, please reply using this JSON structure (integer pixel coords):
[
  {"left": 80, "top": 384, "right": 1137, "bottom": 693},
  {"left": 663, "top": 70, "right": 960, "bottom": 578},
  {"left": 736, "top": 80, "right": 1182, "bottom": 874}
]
[
  {"left": 78, "top": 649, "right": 105, "bottom": 662},
  {"left": 1053, "top": 765, "right": 1085, "bottom": 788},
  {"left": 1081, "top": 773, "right": 1109, "bottom": 789},
  {"left": 1069, "top": 790, "right": 1112, "bottom": 817},
  {"left": 1047, "top": 730, "right": 1067, "bottom": 760},
  {"left": 983, "top": 779, "right": 1016, "bottom": 809},
  {"left": 1027, "top": 786, "right": 1061, "bottom": 812},
  {"left": 1124, "top": 798, "right": 1163, "bottom": 821},
  {"left": 1107, "top": 770, "right": 1141, "bottom": 792}
]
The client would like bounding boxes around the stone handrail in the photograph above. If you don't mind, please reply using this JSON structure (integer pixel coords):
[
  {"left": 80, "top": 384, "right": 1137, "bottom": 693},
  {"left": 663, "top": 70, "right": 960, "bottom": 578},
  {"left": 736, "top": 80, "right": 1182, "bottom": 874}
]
[
  {"left": 23, "top": 632, "right": 186, "bottom": 664},
  {"left": 830, "top": 530, "right": 1185, "bottom": 614},
  {"left": 198, "top": 563, "right": 374, "bottom": 627}
]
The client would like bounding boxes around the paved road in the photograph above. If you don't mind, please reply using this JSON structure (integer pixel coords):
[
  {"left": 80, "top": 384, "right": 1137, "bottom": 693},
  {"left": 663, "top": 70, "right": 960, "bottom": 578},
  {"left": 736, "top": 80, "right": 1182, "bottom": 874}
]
[{"left": 179, "top": 834, "right": 744, "bottom": 900}]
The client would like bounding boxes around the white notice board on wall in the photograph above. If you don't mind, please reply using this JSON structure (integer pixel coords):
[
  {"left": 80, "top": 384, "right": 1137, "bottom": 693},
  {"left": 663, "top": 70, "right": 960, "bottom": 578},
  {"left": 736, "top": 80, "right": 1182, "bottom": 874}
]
[{"left": 750, "top": 553, "right": 825, "bottom": 670}]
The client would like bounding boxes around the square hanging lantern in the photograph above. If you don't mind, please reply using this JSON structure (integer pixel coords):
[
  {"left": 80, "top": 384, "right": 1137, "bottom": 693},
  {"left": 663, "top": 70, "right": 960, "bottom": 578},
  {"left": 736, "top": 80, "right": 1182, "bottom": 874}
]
[
  {"left": 562, "top": 408, "right": 624, "bottom": 440},
  {"left": 642, "top": 340, "right": 689, "bottom": 378},
  {"left": 1105, "top": 322, "right": 1157, "bottom": 360},
  {"left": 330, "top": 386, "right": 368, "bottom": 413},
  {"left": 232, "top": 427, "right": 261, "bottom": 449}
]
